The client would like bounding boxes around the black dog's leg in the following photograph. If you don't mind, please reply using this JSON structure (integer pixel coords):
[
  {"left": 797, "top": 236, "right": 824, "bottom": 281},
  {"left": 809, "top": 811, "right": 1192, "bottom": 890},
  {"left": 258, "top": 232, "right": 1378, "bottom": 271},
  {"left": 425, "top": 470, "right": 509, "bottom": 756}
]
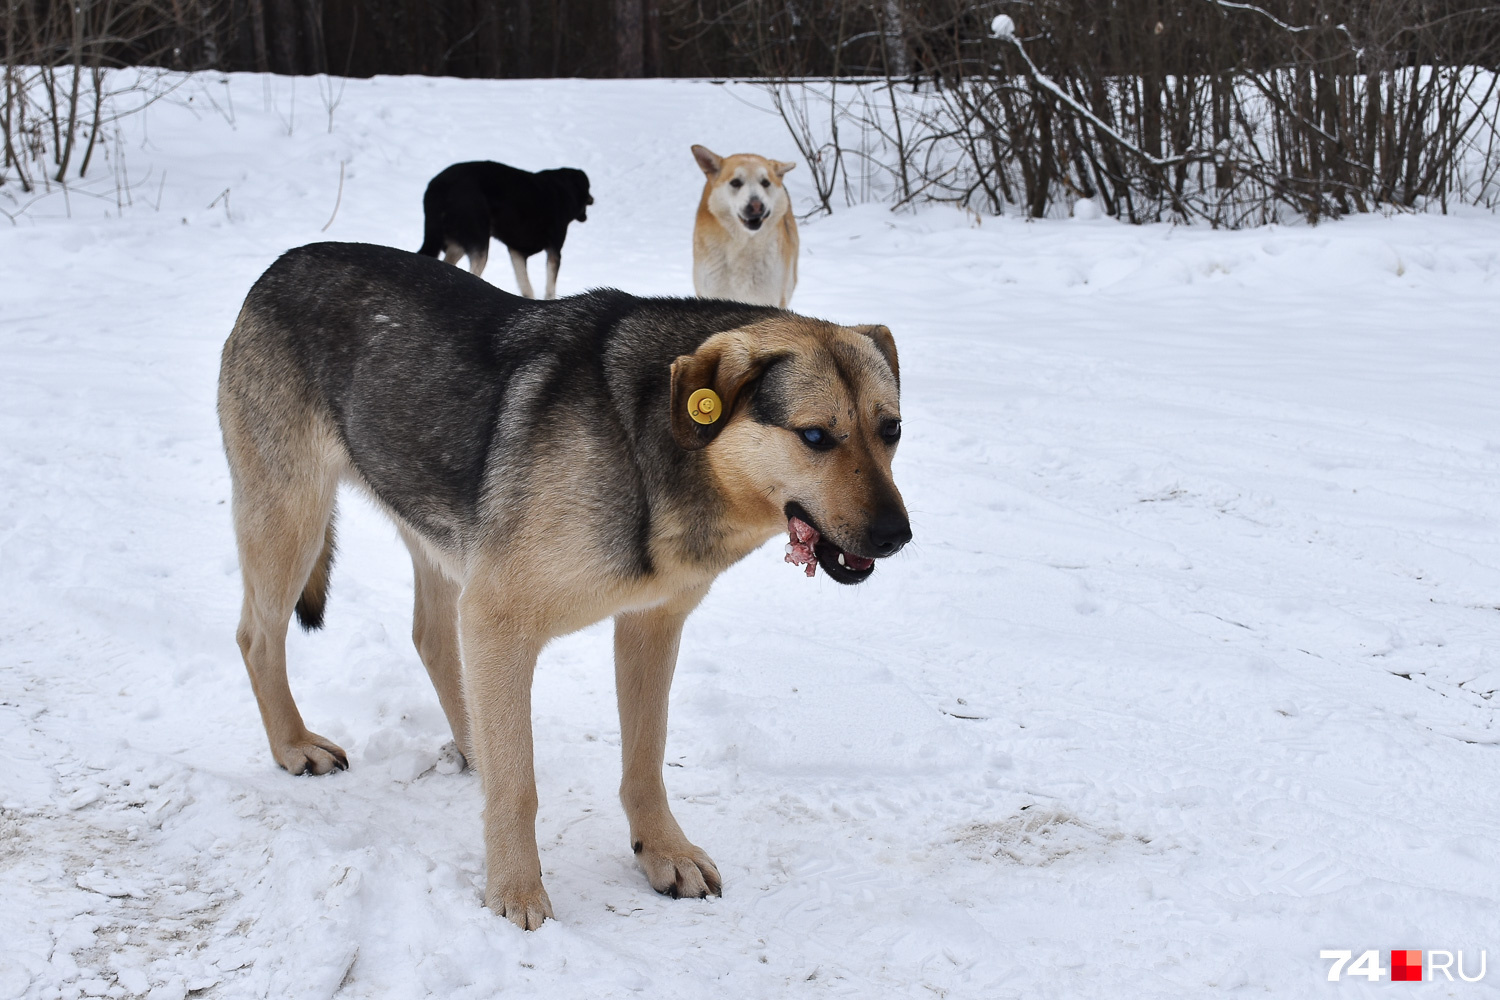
[
  {"left": 544, "top": 248, "right": 561, "bottom": 300},
  {"left": 466, "top": 244, "right": 489, "bottom": 277},
  {"left": 508, "top": 248, "right": 535, "bottom": 299}
]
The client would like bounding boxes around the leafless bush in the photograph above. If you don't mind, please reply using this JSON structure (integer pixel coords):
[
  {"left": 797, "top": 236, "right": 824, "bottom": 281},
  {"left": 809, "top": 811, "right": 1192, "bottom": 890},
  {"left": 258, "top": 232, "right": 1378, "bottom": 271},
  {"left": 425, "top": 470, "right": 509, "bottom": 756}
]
[
  {"left": 1, "top": 1, "right": 191, "bottom": 213},
  {"left": 739, "top": 0, "right": 1500, "bottom": 225}
]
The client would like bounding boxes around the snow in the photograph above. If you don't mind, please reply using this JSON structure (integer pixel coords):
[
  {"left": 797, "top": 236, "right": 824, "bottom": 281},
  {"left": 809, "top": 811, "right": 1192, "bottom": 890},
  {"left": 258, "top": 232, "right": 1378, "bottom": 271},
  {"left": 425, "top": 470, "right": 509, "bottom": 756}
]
[{"left": 3, "top": 72, "right": 1500, "bottom": 999}]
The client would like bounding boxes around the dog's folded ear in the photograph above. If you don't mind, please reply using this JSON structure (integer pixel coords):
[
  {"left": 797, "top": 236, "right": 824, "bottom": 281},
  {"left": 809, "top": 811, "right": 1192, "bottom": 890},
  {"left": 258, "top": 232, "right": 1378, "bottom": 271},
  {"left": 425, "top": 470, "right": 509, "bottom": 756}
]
[
  {"left": 669, "top": 328, "right": 773, "bottom": 450},
  {"left": 691, "top": 145, "right": 723, "bottom": 178},
  {"left": 852, "top": 324, "right": 899, "bottom": 386},
  {"left": 773, "top": 159, "right": 797, "bottom": 178}
]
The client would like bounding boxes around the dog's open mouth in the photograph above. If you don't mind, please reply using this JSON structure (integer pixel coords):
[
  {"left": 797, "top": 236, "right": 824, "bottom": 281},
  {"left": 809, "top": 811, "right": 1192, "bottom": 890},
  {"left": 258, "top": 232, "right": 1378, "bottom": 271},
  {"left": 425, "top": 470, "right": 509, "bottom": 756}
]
[
  {"left": 783, "top": 503, "right": 876, "bottom": 585},
  {"left": 739, "top": 213, "right": 765, "bottom": 231}
]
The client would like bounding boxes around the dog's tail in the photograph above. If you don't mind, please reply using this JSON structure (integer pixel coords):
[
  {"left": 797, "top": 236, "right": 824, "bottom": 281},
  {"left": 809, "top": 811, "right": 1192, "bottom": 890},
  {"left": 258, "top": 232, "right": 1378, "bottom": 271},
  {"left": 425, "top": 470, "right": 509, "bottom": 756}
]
[
  {"left": 293, "top": 508, "right": 337, "bottom": 631},
  {"left": 417, "top": 181, "right": 444, "bottom": 257}
]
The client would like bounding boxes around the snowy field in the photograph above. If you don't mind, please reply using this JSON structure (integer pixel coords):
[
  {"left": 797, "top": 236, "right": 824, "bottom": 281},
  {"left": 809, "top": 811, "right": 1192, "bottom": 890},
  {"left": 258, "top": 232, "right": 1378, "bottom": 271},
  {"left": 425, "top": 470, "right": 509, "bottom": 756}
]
[{"left": 3, "top": 73, "right": 1500, "bottom": 999}]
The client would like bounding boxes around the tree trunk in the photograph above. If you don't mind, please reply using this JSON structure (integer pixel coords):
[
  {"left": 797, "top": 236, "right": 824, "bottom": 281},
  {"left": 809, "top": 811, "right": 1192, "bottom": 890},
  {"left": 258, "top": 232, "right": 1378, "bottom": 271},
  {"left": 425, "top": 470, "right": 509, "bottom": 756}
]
[
  {"left": 614, "top": 0, "right": 642, "bottom": 78},
  {"left": 301, "top": 0, "right": 327, "bottom": 74},
  {"left": 881, "top": 0, "right": 908, "bottom": 77},
  {"left": 265, "top": 0, "right": 298, "bottom": 73},
  {"left": 55, "top": 0, "right": 84, "bottom": 182},
  {"left": 247, "top": 0, "right": 269, "bottom": 72},
  {"left": 643, "top": 0, "right": 660, "bottom": 76}
]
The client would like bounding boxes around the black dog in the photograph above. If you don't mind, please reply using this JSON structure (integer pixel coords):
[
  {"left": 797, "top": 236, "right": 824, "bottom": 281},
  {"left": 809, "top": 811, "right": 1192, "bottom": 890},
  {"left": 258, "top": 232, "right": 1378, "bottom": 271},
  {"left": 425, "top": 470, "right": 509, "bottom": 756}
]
[{"left": 417, "top": 161, "right": 592, "bottom": 299}]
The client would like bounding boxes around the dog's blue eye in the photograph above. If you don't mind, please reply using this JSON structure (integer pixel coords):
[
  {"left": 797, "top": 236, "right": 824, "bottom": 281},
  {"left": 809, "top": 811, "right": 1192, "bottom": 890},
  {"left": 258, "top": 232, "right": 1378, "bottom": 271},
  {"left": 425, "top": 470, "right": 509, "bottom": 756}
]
[
  {"left": 799, "top": 427, "right": 834, "bottom": 450},
  {"left": 881, "top": 419, "right": 902, "bottom": 443}
]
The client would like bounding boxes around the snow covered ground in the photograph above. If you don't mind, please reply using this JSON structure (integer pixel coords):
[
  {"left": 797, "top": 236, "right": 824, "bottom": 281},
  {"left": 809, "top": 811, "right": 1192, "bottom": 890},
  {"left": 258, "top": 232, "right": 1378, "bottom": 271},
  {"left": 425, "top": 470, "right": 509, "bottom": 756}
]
[{"left": 3, "top": 73, "right": 1500, "bottom": 999}]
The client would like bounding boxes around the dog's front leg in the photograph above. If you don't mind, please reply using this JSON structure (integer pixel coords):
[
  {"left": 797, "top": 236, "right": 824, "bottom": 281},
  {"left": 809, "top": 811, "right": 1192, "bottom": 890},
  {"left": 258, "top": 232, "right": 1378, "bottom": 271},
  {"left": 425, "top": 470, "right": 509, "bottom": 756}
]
[
  {"left": 458, "top": 586, "right": 553, "bottom": 929},
  {"left": 614, "top": 589, "right": 722, "bottom": 899}
]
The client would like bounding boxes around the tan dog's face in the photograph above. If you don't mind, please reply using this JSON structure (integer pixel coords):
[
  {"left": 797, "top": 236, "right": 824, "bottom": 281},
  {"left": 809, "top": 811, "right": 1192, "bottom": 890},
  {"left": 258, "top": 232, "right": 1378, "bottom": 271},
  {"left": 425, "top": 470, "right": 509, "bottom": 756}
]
[
  {"left": 692, "top": 145, "right": 796, "bottom": 234},
  {"left": 671, "top": 319, "right": 910, "bottom": 583}
]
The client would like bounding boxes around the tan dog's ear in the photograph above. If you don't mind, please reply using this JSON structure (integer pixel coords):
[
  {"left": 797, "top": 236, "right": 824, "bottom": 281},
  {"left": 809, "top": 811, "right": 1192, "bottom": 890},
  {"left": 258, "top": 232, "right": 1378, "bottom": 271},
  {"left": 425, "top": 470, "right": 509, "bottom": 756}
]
[
  {"left": 691, "top": 145, "right": 723, "bottom": 178},
  {"left": 670, "top": 329, "right": 775, "bottom": 450},
  {"left": 853, "top": 324, "right": 899, "bottom": 386},
  {"left": 773, "top": 159, "right": 797, "bottom": 178}
]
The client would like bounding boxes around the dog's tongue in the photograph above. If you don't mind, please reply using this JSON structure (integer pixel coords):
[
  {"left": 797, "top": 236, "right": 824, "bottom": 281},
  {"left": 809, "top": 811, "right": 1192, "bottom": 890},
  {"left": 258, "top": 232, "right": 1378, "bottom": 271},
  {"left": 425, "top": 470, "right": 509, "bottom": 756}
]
[{"left": 784, "top": 517, "right": 819, "bottom": 577}]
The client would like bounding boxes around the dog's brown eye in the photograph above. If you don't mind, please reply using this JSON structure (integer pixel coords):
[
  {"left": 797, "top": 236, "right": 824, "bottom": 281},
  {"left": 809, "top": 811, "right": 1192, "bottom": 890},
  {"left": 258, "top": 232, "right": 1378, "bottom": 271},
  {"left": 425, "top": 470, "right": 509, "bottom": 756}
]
[
  {"left": 798, "top": 427, "right": 835, "bottom": 450},
  {"left": 880, "top": 419, "right": 902, "bottom": 443},
  {"left": 760, "top": 179, "right": 771, "bottom": 189},
  {"left": 729, "top": 179, "right": 743, "bottom": 189}
]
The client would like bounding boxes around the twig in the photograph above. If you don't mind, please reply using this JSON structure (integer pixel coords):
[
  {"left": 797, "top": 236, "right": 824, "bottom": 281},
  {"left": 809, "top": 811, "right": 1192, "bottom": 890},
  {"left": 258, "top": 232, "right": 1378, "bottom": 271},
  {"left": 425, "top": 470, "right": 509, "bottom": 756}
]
[
  {"left": 321, "top": 161, "right": 345, "bottom": 232},
  {"left": 208, "top": 186, "right": 231, "bottom": 221},
  {"left": 1200, "top": 0, "right": 1312, "bottom": 33}
]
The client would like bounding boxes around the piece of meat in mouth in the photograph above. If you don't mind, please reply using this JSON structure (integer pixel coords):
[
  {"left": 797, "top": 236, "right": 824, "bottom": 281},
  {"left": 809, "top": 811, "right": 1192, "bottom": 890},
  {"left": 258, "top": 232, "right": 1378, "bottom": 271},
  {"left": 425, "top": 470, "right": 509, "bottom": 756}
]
[{"left": 784, "top": 516, "right": 874, "bottom": 578}]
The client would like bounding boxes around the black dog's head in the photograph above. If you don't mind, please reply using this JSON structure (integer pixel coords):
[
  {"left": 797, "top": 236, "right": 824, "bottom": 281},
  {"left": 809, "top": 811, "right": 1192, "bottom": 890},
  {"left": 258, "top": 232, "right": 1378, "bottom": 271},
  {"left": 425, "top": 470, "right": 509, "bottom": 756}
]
[{"left": 554, "top": 167, "right": 593, "bottom": 223}]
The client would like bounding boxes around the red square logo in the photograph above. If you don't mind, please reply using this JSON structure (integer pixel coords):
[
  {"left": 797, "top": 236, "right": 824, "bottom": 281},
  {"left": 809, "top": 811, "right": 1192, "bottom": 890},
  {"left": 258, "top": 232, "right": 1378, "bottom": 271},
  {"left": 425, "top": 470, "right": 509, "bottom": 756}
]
[{"left": 1392, "top": 950, "right": 1422, "bottom": 982}]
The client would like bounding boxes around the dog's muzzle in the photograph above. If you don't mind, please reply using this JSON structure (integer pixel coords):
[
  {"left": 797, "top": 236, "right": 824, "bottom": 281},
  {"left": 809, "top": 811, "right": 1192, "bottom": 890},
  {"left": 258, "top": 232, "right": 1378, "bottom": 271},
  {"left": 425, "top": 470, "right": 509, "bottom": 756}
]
[
  {"left": 783, "top": 502, "right": 909, "bottom": 585},
  {"left": 740, "top": 201, "right": 767, "bottom": 231}
]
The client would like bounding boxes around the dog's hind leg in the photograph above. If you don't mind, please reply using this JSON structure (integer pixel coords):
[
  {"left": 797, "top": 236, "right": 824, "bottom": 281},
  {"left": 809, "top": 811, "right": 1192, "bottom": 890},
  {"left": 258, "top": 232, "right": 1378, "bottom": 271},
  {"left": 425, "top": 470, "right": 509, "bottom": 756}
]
[
  {"left": 508, "top": 248, "right": 535, "bottom": 299},
  {"left": 228, "top": 458, "right": 347, "bottom": 775},
  {"left": 543, "top": 248, "right": 560, "bottom": 300},
  {"left": 614, "top": 587, "right": 721, "bottom": 899},
  {"left": 404, "top": 530, "right": 471, "bottom": 763},
  {"left": 467, "top": 246, "right": 489, "bottom": 278},
  {"left": 442, "top": 242, "right": 465, "bottom": 267}
]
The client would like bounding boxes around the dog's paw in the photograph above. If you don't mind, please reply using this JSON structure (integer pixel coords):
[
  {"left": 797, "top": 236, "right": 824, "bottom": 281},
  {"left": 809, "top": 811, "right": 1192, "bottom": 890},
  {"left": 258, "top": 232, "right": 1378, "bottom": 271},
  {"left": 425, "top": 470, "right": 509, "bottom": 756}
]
[
  {"left": 274, "top": 731, "right": 348, "bottom": 776},
  {"left": 634, "top": 839, "right": 722, "bottom": 899},
  {"left": 486, "top": 879, "right": 554, "bottom": 931},
  {"left": 435, "top": 741, "right": 468, "bottom": 775}
]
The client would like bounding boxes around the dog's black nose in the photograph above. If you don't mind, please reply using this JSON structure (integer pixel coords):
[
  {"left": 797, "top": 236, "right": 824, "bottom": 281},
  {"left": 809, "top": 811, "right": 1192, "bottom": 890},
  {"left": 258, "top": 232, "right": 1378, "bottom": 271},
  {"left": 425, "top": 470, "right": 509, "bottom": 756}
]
[{"left": 868, "top": 511, "right": 912, "bottom": 557}]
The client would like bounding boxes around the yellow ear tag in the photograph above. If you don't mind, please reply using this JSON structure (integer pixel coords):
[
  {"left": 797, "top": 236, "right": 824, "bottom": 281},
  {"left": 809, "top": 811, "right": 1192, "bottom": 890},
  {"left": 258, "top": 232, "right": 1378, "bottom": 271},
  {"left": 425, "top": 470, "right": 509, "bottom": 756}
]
[{"left": 687, "top": 388, "right": 722, "bottom": 425}]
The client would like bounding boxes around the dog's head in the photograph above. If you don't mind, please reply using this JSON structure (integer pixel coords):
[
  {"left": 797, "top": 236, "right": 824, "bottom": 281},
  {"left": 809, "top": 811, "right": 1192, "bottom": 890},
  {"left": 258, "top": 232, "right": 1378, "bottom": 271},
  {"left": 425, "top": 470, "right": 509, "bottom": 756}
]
[
  {"left": 691, "top": 145, "right": 796, "bottom": 234},
  {"left": 554, "top": 167, "right": 593, "bottom": 223},
  {"left": 670, "top": 317, "right": 909, "bottom": 584}
]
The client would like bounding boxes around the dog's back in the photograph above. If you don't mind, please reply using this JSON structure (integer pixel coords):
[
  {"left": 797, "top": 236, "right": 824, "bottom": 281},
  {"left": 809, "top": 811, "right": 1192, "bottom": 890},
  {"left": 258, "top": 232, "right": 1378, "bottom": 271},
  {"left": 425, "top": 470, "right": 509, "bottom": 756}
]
[
  {"left": 223, "top": 243, "right": 773, "bottom": 553},
  {"left": 226, "top": 243, "right": 533, "bottom": 547}
]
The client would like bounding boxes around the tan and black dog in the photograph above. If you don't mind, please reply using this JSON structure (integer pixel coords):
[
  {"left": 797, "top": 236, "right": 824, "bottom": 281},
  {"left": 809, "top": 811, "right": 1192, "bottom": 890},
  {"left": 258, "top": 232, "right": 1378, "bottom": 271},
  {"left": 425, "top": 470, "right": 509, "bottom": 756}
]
[{"left": 217, "top": 242, "right": 909, "bottom": 929}]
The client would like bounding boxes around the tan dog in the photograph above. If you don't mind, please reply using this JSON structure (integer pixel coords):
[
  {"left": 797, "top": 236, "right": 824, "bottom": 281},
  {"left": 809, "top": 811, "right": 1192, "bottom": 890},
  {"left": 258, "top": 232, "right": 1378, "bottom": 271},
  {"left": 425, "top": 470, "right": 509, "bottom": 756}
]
[
  {"left": 218, "top": 243, "right": 910, "bottom": 930},
  {"left": 691, "top": 145, "right": 799, "bottom": 308}
]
